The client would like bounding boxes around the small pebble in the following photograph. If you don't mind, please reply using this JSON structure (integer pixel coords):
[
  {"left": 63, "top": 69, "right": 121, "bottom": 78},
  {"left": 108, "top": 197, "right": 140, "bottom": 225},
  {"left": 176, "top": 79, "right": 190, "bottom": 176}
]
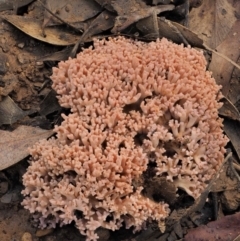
[
  {"left": 17, "top": 53, "right": 29, "bottom": 64},
  {"left": 21, "top": 232, "right": 33, "bottom": 241},
  {"left": 18, "top": 43, "right": 25, "bottom": 49},
  {"left": 35, "top": 61, "right": 44, "bottom": 69}
]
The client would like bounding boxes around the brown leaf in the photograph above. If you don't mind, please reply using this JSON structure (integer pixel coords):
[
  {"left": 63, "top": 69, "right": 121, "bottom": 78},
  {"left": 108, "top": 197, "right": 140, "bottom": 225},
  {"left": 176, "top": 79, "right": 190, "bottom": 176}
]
[
  {"left": 37, "top": 46, "right": 73, "bottom": 62},
  {"left": 39, "top": 90, "right": 61, "bottom": 116},
  {"left": 111, "top": 0, "right": 174, "bottom": 33},
  {"left": 221, "top": 189, "right": 240, "bottom": 212},
  {"left": 3, "top": 15, "right": 80, "bottom": 46},
  {"left": 0, "top": 125, "right": 53, "bottom": 171},
  {"left": 79, "top": 10, "right": 116, "bottom": 42},
  {"left": 218, "top": 96, "right": 240, "bottom": 121},
  {"left": 184, "top": 212, "right": 240, "bottom": 241},
  {"left": 211, "top": 160, "right": 238, "bottom": 193},
  {"left": 189, "top": 0, "right": 237, "bottom": 49},
  {"left": 230, "top": 59, "right": 240, "bottom": 106},
  {"left": 43, "top": 0, "right": 102, "bottom": 27},
  {"left": 224, "top": 119, "right": 240, "bottom": 162},
  {"left": 208, "top": 20, "right": 240, "bottom": 97},
  {"left": 93, "top": 0, "right": 115, "bottom": 12},
  {"left": 137, "top": 17, "right": 204, "bottom": 47},
  {"left": 70, "top": 10, "right": 116, "bottom": 57},
  {"left": 0, "top": 0, "right": 34, "bottom": 11},
  {"left": 0, "top": 96, "right": 34, "bottom": 126}
]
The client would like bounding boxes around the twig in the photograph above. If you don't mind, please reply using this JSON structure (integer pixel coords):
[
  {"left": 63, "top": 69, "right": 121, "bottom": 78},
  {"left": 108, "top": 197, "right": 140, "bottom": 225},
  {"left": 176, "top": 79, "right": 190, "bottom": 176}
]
[
  {"left": 233, "top": 162, "right": 240, "bottom": 172},
  {"left": 203, "top": 43, "right": 240, "bottom": 71}
]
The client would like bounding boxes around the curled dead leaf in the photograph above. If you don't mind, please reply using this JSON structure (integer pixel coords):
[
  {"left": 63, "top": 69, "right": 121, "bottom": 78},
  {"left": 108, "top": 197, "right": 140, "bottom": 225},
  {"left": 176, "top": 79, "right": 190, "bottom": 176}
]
[{"left": 3, "top": 15, "right": 80, "bottom": 46}]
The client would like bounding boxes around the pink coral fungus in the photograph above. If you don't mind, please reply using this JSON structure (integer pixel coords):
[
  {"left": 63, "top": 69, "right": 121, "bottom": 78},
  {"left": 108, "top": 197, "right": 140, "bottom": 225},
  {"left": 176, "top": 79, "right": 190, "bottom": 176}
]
[{"left": 22, "top": 37, "right": 228, "bottom": 240}]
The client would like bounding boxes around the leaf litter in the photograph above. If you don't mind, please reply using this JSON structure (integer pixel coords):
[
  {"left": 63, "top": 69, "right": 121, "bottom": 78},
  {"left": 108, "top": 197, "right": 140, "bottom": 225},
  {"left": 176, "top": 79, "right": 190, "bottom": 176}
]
[
  {"left": 0, "top": 96, "right": 34, "bottom": 125},
  {"left": 42, "top": 0, "right": 102, "bottom": 27},
  {"left": 0, "top": 125, "right": 53, "bottom": 170},
  {"left": 0, "top": 0, "right": 240, "bottom": 240},
  {"left": 189, "top": 0, "right": 237, "bottom": 49}
]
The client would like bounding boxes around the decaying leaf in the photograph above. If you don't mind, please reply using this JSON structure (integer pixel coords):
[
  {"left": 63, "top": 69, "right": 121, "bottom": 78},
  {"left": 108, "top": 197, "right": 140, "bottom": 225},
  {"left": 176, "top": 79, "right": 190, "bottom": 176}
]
[
  {"left": 0, "top": 96, "right": 34, "bottom": 125},
  {"left": 208, "top": 20, "right": 240, "bottom": 97},
  {"left": 43, "top": 0, "right": 102, "bottom": 27},
  {"left": 37, "top": 46, "right": 73, "bottom": 62},
  {"left": 224, "top": 119, "right": 240, "bottom": 161},
  {"left": 184, "top": 212, "right": 240, "bottom": 241},
  {"left": 221, "top": 189, "right": 240, "bottom": 212},
  {"left": 39, "top": 90, "right": 61, "bottom": 116},
  {"left": 211, "top": 160, "right": 238, "bottom": 192},
  {"left": 0, "top": 0, "right": 34, "bottom": 11},
  {"left": 189, "top": 0, "right": 237, "bottom": 49},
  {"left": 219, "top": 97, "right": 240, "bottom": 121},
  {"left": 111, "top": 0, "right": 174, "bottom": 33},
  {"left": 137, "top": 17, "right": 203, "bottom": 47},
  {"left": 3, "top": 15, "right": 80, "bottom": 46},
  {"left": 0, "top": 125, "right": 53, "bottom": 170},
  {"left": 79, "top": 10, "right": 116, "bottom": 42},
  {"left": 70, "top": 10, "right": 116, "bottom": 57},
  {"left": 230, "top": 57, "right": 240, "bottom": 107},
  {"left": 93, "top": 0, "right": 115, "bottom": 12}
]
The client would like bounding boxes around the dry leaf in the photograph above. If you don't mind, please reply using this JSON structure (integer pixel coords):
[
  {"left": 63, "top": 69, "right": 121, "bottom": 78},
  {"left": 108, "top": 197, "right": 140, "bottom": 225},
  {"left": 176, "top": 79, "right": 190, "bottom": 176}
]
[
  {"left": 43, "top": 0, "right": 101, "bottom": 27},
  {"left": 93, "top": 0, "right": 115, "bottom": 12},
  {"left": 224, "top": 119, "right": 240, "bottom": 161},
  {"left": 77, "top": 10, "right": 116, "bottom": 42},
  {"left": 3, "top": 15, "right": 80, "bottom": 46},
  {"left": 111, "top": 0, "right": 174, "bottom": 33},
  {"left": 0, "top": 96, "right": 34, "bottom": 125},
  {"left": 208, "top": 20, "right": 240, "bottom": 97},
  {"left": 189, "top": 0, "right": 236, "bottom": 49},
  {"left": 37, "top": 46, "right": 73, "bottom": 62},
  {"left": 219, "top": 96, "right": 240, "bottom": 121},
  {"left": 0, "top": 0, "right": 34, "bottom": 11},
  {"left": 70, "top": 10, "right": 116, "bottom": 57},
  {"left": 230, "top": 58, "right": 240, "bottom": 106},
  {"left": 211, "top": 161, "right": 238, "bottom": 193},
  {"left": 39, "top": 90, "right": 61, "bottom": 116},
  {"left": 137, "top": 17, "right": 203, "bottom": 47},
  {"left": 0, "top": 125, "right": 53, "bottom": 170}
]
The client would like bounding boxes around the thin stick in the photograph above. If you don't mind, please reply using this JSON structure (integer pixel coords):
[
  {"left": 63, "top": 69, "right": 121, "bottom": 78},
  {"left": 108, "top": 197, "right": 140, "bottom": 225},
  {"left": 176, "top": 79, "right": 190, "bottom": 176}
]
[{"left": 203, "top": 43, "right": 240, "bottom": 71}]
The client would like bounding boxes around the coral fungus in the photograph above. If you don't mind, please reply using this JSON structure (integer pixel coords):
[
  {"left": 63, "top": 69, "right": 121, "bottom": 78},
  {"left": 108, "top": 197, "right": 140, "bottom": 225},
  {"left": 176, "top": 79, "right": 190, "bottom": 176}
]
[{"left": 21, "top": 37, "right": 228, "bottom": 240}]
